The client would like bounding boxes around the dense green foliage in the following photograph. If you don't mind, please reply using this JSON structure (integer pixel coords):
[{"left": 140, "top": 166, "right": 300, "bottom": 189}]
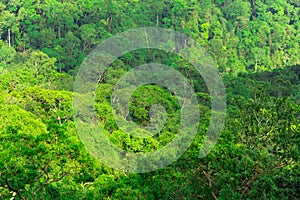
[{"left": 0, "top": 0, "right": 299, "bottom": 199}]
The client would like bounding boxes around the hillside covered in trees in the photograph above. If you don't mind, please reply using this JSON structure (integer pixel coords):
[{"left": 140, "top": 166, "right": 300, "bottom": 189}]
[{"left": 0, "top": 0, "right": 299, "bottom": 199}]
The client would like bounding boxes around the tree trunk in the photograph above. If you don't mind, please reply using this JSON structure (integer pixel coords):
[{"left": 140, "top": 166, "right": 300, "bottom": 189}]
[
  {"left": 255, "top": 59, "right": 258, "bottom": 72},
  {"left": 24, "top": 32, "right": 26, "bottom": 52},
  {"left": 8, "top": 28, "right": 11, "bottom": 47},
  {"left": 58, "top": 25, "right": 61, "bottom": 39}
]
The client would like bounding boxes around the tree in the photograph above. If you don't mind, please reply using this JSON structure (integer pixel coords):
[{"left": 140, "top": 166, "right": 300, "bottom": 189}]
[
  {"left": 0, "top": 40, "right": 16, "bottom": 67},
  {"left": 0, "top": 9, "right": 19, "bottom": 47},
  {"left": 223, "top": 0, "right": 252, "bottom": 21},
  {"left": 0, "top": 104, "right": 68, "bottom": 199},
  {"left": 25, "top": 50, "right": 57, "bottom": 80}
]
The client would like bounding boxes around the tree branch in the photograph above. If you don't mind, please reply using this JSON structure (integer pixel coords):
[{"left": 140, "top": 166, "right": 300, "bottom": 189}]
[{"left": 6, "top": 179, "right": 25, "bottom": 200}]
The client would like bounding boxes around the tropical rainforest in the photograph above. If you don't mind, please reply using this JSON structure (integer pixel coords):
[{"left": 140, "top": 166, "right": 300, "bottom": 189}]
[{"left": 0, "top": 0, "right": 299, "bottom": 199}]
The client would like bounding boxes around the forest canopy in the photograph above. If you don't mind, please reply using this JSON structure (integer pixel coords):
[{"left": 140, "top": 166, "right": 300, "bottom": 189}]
[{"left": 0, "top": 0, "right": 299, "bottom": 199}]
